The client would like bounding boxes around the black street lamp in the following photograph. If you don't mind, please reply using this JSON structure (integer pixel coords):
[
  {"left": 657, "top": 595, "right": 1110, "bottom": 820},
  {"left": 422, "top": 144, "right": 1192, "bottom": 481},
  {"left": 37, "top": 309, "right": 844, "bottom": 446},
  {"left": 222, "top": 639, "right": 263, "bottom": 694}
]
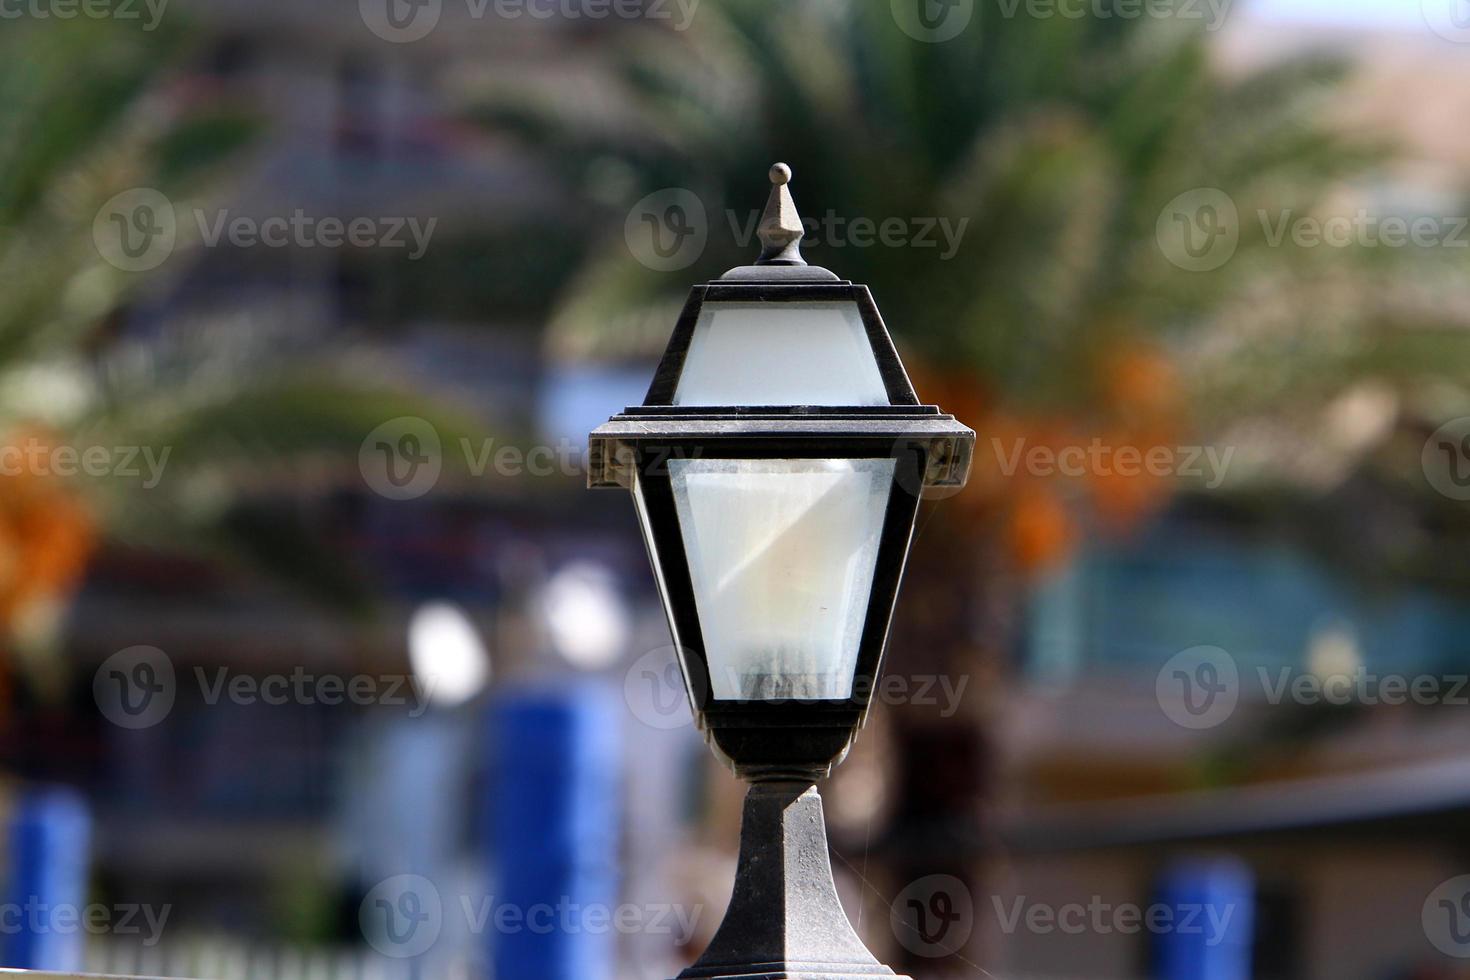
[{"left": 590, "top": 164, "right": 974, "bottom": 979}]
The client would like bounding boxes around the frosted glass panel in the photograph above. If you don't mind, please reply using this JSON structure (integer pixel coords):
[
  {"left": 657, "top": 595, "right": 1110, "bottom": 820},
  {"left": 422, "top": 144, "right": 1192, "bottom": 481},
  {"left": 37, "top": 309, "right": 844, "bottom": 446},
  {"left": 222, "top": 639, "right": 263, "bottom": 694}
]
[
  {"left": 669, "top": 458, "right": 896, "bottom": 700},
  {"left": 672, "top": 302, "right": 889, "bottom": 406}
]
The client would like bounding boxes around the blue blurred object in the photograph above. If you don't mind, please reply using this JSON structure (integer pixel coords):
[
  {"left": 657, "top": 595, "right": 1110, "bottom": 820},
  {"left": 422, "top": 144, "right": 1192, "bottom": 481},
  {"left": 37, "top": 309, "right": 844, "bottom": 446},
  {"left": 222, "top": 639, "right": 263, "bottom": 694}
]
[
  {"left": 1152, "top": 858, "right": 1254, "bottom": 980},
  {"left": 1026, "top": 523, "right": 1470, "bottom": 683},
  {"left": 489, "top": 684, "right": 622, "bottom": 980},
  {"left": 1, "top": 786, "right": 92, "bottom": 972}
]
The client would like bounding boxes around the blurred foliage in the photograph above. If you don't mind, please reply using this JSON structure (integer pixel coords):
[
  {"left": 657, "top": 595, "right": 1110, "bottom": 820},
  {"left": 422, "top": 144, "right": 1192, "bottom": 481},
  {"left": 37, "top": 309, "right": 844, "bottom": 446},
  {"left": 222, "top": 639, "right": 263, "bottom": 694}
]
[
  {"left": 0, "top": 14, "right": 487, "bottom": 665},
  {"left": 473, "top": 0, "right": 1470, "bottom": 579},
  {"left": 376, "top": 227, "right": 593, "bottom": 326}
]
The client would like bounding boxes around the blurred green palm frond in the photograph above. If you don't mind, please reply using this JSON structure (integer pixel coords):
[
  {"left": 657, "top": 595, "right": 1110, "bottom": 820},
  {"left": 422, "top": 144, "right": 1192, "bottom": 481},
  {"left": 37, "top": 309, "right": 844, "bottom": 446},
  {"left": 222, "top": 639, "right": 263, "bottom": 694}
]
[
  {"left": 0, "top": 15, "right": 491, "bottom": 623},
  {"left": 0, "top": 16, "right": 253, "bottom": 363},
  {"left": 471, "top": 0, "right": 1470, "bottom": 457}
]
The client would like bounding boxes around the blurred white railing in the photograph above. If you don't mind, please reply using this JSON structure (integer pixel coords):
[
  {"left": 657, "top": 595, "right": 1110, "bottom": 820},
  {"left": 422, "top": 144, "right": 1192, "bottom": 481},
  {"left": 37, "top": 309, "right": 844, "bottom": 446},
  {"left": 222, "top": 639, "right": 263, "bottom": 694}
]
[{"left": 72, "top": 938, "right": 481, "bottom": 980}]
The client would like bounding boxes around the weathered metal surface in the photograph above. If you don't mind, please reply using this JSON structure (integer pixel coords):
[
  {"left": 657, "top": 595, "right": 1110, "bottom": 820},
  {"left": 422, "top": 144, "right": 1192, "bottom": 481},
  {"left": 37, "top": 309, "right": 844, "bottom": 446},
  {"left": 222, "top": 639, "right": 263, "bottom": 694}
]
[{"left": 674, "top": 782, "right": 908, "bottom": 980}]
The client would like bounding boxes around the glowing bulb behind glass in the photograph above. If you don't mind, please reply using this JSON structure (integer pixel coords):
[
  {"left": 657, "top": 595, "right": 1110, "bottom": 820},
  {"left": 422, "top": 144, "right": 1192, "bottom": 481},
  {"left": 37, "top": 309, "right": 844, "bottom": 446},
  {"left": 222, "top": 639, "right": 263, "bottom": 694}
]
[{"left": 669, "top": 458, "right": 894, "bottom": 700}]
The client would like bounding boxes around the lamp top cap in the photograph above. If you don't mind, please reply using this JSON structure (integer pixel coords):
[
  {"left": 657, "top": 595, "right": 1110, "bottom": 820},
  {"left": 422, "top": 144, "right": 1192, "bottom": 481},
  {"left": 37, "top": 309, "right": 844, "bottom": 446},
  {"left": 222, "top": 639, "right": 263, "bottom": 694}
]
[
  {"left": 756, "top": 162, "right": 805, "bottom": 266},
  {"left": 720, "top": 162, "right": 838, "bottom": 281}
]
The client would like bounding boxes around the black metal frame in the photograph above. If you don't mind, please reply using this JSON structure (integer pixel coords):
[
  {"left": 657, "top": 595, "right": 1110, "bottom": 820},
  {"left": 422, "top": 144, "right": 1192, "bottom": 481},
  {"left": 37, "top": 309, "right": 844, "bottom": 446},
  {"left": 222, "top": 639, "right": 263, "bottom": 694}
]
[{"left": 590, "top": 279, "right": 974, "bottom": 780}]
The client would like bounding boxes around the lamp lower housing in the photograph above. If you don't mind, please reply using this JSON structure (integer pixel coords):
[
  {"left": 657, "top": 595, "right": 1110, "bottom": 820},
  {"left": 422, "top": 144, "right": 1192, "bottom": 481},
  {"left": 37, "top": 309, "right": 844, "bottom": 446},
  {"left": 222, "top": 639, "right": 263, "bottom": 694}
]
[
  {"left": 702, "top": 705, "right": 865, "bottom": 781},
  {"left": 674, "top": 780, "right": 908, "bottom": 980}
]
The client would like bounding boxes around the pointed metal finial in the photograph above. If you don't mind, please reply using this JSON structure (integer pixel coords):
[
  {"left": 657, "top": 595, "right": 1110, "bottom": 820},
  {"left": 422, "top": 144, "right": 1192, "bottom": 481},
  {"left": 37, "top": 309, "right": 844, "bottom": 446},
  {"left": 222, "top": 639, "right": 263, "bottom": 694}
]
[{"left": 756, "top": 162, "right": 806, "bottom": 266}]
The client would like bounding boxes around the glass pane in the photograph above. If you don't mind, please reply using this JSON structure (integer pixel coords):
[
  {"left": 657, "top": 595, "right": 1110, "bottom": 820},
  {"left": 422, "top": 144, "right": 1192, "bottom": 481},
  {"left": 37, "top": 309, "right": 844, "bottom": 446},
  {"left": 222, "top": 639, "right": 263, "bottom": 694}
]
[
  {"left": 672, "top": 301, "right": 890, "bottom": 406},
  {"left": 668, "top": 458, "right": 896, "bottom": 700}
]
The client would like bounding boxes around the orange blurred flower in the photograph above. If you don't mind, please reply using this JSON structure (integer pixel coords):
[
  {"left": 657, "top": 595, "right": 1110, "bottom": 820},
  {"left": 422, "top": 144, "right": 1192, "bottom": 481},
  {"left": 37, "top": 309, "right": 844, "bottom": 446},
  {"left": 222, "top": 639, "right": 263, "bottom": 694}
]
[
  {"left": 905, "top": 337, "right": 1187, "bottom": 571},
  {"left": 1006, "top": 488, "right": 1075, "bottom": 573},
  {"left": 0, "top": 427, "right": 97, "bottom": 634}
]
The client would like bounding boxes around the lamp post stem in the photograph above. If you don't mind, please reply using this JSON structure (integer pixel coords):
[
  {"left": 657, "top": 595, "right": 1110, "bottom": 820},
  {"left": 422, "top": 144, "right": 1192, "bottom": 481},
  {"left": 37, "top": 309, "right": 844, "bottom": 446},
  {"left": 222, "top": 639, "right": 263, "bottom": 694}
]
[{"left": 675, "top": 780, "right": 907, "bottom": 980}]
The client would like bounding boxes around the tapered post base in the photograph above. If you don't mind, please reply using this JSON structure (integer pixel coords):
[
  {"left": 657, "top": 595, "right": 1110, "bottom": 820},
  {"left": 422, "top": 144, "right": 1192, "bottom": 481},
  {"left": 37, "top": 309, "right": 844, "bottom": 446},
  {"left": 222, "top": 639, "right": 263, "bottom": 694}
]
[{"left": 674, "top": 781, "right": 908, "bottom": 980}]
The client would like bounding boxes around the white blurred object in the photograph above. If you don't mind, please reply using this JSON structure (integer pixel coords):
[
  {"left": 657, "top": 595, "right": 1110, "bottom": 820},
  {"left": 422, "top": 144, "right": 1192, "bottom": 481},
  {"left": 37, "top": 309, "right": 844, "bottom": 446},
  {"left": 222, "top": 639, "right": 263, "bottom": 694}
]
[
  {"left": 1323, "top": 383, "right": 1397, "bottom": 454},
  {"left": 1307, "top": 619, "right": 1363, "bottom": 682},
  {"left": 408, "top": 601, "right": 491, "bottom": 707},
  {"left": 542, "top": 561, "right": 631, "bottom": 670}
]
